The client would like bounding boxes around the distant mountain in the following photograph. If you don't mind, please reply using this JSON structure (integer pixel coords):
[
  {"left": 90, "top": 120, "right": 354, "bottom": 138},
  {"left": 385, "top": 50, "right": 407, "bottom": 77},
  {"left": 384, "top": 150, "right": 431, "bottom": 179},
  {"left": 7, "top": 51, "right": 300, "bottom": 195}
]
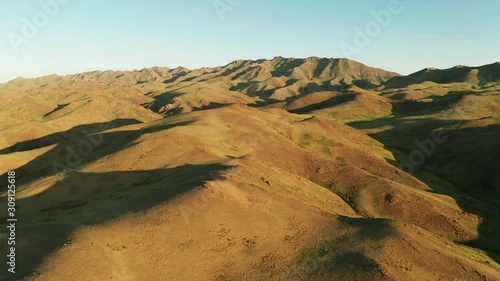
[
  {"left": 0, "top": 57, "right": 401, "bottom": 118},
  {"left": 385, "top": 62, "right": 500, "bottom": 88},
  {"left": 1, "top": 57, "right": 399, "bottom": 90}
]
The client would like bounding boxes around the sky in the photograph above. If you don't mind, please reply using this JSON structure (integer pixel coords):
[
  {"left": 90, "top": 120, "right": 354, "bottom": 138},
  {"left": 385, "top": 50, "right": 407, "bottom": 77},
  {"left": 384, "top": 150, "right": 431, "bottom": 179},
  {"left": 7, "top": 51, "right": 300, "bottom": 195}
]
[{"left": 1, "top": 0, "right": 499, "bottom": 83}]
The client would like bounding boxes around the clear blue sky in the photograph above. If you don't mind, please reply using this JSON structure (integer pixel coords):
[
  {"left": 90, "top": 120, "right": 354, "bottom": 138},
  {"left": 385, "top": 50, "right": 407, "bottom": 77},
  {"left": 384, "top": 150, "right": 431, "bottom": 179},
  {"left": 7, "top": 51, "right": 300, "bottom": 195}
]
[{"left": 1, "top": 0, "right": 499, "bottom": 82}]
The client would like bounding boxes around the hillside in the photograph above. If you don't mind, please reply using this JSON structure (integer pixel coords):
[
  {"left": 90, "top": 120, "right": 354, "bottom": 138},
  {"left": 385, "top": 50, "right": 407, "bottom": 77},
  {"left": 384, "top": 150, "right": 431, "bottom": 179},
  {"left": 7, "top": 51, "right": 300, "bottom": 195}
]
[
  {"left": 385, "top": 62, "right": 500, "bottom": 89},
  {"left": 0, "top": 58, "right": 499, "bottom": 280},
  {"left": 0, "top": 57, "right": 399, "bottom": 118}
]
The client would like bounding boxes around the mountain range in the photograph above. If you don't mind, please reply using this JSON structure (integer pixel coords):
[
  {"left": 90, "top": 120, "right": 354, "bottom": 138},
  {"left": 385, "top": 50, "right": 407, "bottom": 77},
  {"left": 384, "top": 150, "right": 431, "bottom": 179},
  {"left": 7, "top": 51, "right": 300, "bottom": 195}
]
[{"left": 0, "top": 57, "right": 499, "bottom": 280}]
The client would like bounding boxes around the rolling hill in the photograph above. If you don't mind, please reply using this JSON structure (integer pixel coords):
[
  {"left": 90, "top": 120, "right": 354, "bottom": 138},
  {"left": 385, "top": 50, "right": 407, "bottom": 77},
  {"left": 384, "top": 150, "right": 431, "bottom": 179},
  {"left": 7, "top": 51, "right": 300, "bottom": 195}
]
[{"left": 0, "top": 58, "right": 499, "bottom": 281}]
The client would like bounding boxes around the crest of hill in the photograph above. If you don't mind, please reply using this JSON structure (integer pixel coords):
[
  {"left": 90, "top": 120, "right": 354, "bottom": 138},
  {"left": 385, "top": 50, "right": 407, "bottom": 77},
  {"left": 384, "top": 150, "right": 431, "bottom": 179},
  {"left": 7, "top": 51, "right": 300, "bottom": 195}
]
[
  {"left": 158, "top": 57, "right": 401, "bottom": 86},
  {"left": 385, "top": 62, "right": 500, "bottom": 88}
]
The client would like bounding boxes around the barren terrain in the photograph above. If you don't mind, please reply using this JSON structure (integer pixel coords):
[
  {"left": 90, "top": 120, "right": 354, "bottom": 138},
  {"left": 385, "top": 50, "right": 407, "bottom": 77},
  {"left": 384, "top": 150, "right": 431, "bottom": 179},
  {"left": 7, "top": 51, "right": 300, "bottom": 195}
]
[{"left": 0, "top": 57, "right": 498, "bottom": 280}]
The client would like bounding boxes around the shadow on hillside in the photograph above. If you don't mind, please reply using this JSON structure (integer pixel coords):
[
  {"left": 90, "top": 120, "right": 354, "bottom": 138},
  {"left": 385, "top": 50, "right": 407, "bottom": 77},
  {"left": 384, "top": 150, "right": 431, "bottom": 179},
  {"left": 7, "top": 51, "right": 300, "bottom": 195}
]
[
  {"left": 0, "top": 117, "right": 230, "bottom": 279},
  {"left": 218, "top": 61, "right": 251, "bottom": 77},
  {"left": 390, "top": 91, "right": 476, "bottom": 117},
  {"left": 0, "top": 119, "right": 194, "bottom": 186},
  {"left": 43, "top": 103, "right": 71, "bottom": 118},
  {"left": 352, "top": 79, "right": 381, "bottom": 90},
  {"left": 143, "top": 91, "right": 183, "bottom": 113},
  {"left": 348, "top": 117, "right": 462, "bottom": 146},
  {"left": 192, "top": 102, "right": 233, "bottom": 111},
  {"left": 287, "top": 216, "right": 393, "bottom": 279},
  {"left": 270, "top": 58, "right": 305, "bottom": 77},
  {"left": 231, "top": 65, "right": 260, "bottom": 81},
  {"left": 289, "top": 93, "right": 356, "bottom": 114},
  {"left": 313, "top": 59, "right": 331, "bottom": 78},
  {"left": 163, "top": 71, "right": 189, "bottom": 83},
  {"left": 243, "top": 86, "right": 350, "bottom": 109},
  {"left": 0, "top": 163, "right": 231, "bottom": 280},
  {"left": 337, "top": 216, "right": 395, "bottom": 242},
  {"left": 349, "top": 117, "right": 500, "bottom": 264},
  {"left": 229, "top": 79, "right": 346, "bottom": 106}
]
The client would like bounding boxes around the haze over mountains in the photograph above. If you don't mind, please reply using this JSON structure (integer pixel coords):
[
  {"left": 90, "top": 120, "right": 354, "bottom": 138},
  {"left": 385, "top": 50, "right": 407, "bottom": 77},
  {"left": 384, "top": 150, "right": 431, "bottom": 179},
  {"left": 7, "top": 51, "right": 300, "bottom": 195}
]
[{"left": 0, "top": 57, "right": 499, "bottom": 280}]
